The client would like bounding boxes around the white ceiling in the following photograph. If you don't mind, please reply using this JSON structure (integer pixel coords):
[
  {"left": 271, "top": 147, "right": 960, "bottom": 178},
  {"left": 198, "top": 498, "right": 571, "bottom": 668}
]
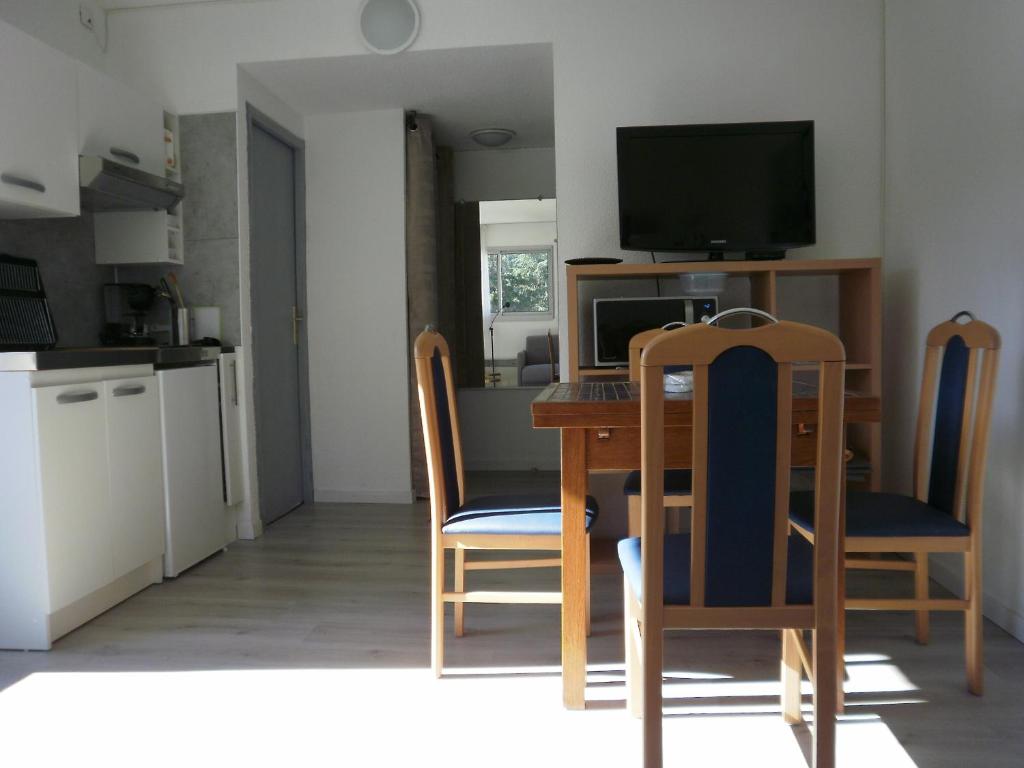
[
  {"left": 243, "top": 43, "right": 554, "bottom": 152},
  {"left": 479, "top": 199, "right": 556, "bottom": 225}
]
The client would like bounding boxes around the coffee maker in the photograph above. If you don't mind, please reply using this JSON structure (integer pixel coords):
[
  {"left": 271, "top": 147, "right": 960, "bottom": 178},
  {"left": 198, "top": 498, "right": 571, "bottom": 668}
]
[{"left": 101, "top": 283, "right": 157, "bottom": 346}]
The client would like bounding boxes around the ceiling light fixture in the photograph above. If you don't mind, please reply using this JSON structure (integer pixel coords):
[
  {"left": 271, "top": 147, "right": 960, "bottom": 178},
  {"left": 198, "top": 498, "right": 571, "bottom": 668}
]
[
  {"left": 470, "top": 128, "right": 517, "bottom": 148},
  {"left": 358, "top": 0, "right": 420, "bottom": 55}
]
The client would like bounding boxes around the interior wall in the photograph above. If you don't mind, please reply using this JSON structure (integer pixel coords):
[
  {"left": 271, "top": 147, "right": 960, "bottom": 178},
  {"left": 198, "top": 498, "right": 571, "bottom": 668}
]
[
  {"left": 0, "top": 0, "right": 108, "bottom": 71},
  {"left": 102, "top": 0, "right": 884, "bottom": 376},
  {"left": 454, "top": 148, "right": 555, "bottom": 202},
  {"left": 303, "top": 108, "right": 411, "bottom": 504},
  {"left": 884, "top": 0, "right": 1024, "bottom": 640},
  {"left": 482, "top": 221, "right": 558, "bottom": 361}
]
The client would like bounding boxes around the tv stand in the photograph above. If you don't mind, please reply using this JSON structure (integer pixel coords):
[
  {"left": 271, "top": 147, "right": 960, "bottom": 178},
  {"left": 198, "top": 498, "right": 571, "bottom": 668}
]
[
  {"left": 745, "top": 250, "right": 786, "bottom": 261},
  {"left": 708, "top": 251, "right": 725, "bottom": 262}
]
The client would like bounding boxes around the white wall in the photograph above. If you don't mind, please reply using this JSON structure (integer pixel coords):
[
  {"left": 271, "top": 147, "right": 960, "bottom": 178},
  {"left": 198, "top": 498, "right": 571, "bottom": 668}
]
[
  {"left": 482, "top": 221, "right": 558, "bottom": 361},
  {"left": 0, "top": 0, "right": 108, "bottom": 71},
  {"left": 304, "top": 108, "right": 411, "bottom": 504},
  {"left": 101, "top": 0, "right": 885, "bottom": 375},
  {"left": 454, "top": 148, "right": 555, "bottom": 202},
  {"left": 884, "top": 0, "right": 1024, "bottom": 640}
]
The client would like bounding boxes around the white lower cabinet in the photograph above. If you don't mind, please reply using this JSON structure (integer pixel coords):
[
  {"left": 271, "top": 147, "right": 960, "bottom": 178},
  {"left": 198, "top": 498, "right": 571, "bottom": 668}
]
[
  {"left": 33, "top": 382, "right": 113, "bottom": 611},
  {"left": 105, "top": 377, "right": 165, "bottom": 576},
  {"left": 0, "top": 366, "right": 166, "bottom": 649}
]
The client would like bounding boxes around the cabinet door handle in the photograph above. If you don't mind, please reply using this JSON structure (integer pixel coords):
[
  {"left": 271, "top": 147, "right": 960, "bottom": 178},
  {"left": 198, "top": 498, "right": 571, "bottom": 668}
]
[
  {"left": 109, "top": 147, "right": 141, "bottom": 165},
  {"left": 1, "top": 173, "right": 45, "bottom": 194},
  {"left": 230, "top": 360, "right": 239, "bottom": 406},
  {"left": 56, "top": 390, "right": 99, "bottom": 405},
  {"left": 112, "top": 383, "right": 146, "bottom": 397}
]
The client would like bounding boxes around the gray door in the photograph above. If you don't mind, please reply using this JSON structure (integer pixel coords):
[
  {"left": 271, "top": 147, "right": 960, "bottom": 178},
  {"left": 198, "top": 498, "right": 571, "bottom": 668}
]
[{"left": 250, "top": 123, "right": 306, "bottom": 524}]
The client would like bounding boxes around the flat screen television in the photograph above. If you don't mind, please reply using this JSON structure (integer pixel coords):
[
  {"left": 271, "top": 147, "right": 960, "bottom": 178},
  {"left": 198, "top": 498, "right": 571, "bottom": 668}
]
[
  {"left": 593, "top": 296, "right": 717, "bottom": 367},
  {"left": 616, "top": 120, "right": 815, "bottom": 257}
]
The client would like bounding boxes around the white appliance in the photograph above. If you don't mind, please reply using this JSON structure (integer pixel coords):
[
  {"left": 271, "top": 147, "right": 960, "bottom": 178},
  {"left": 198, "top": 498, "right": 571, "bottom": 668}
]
[{"left": 158, "top": 360, "right": 226, "bottom": 577}]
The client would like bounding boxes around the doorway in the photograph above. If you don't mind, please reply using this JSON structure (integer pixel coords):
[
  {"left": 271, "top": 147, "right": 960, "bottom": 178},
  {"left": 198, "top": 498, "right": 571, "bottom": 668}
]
[{"left": 246, "top": 106, "right": 313, "bottom": 524}]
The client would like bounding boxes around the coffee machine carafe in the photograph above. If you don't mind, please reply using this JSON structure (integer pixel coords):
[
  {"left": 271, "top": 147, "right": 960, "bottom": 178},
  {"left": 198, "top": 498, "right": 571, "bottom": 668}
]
[{"left": 101, "top": 283, "right": 156, "bottom": 346}]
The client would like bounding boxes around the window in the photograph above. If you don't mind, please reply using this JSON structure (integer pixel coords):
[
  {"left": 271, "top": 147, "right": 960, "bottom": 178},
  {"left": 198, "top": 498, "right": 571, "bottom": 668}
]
[{"left": 487, "top": 247, "right": 554, "bottom": 317}]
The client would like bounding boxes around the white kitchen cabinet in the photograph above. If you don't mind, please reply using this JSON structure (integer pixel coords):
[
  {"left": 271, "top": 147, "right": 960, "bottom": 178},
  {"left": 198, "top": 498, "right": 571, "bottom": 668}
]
[
  {"left": 0, "top": 365, "right": 165, "bottom": 650},
  {"left": 77, "top": 63, "right": 166, "bottom": 177},
  {"left": 33, "top": 382, "right": 113, "bottom": 611},
  {"left": 218, "top": 352, "right": 244, "bottom": 506},
  {"left": 0, "top": 19, "right": 80, "bottom": 219},
  {"left": 105, "top": 376, "right": 165, "bottom": 576}
]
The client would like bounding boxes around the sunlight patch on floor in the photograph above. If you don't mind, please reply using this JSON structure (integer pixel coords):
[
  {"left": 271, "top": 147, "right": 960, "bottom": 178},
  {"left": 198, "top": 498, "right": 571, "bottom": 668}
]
[{"left": 0, "top": 666, "right": 918, "bottom": 767}]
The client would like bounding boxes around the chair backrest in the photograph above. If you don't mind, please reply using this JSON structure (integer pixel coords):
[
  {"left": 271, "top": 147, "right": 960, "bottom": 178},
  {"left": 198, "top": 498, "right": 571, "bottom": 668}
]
[
  {"left": 628, "top": 328, "right": 666, "bottom": 380},
  {"left": 913, "top": 313, "right": 1000, "bottom": 528},
  {"left": 414, "top": 329, "right": 465, "bottom": 524},
  {"left": 524, "top": 334, "right": 551, "bottom": 365},
  {"left": 640, "top": 320, "right": 845, "bottom": 609}
]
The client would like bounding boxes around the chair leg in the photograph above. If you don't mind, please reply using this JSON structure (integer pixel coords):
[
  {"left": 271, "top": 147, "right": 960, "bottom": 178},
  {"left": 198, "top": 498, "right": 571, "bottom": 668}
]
[
  {"left": 836, "top": 551, "right": 846, "bottom": 714},
  {"left": 914, "top": 552, "right": 930, "bottom": 645},
  {"left": 431, "top": 536, "right": 445, "bottom": 678},
  {"left": 454, "top": 546, "right": 466, "bottom": 638},
  {"left": 641, "top": 609, "right": 663, "bottom": 768},
  {"left": 965, "top": 546, "right": 984, "bottom": 695},
  {"left": 585, "top": 533, "right": 592, "bottom": 637},
  {"left": 627, "top": 495, "right": 641, "bottom": 537},
  {"left": 811, "top": 626, "right": 838, "bottom": 768},
  {"left": 624, "top": 576, "right": 642, "bottom": 718},
  {"left": 781, "top": 629, "right": 803, "bottom": 724}
]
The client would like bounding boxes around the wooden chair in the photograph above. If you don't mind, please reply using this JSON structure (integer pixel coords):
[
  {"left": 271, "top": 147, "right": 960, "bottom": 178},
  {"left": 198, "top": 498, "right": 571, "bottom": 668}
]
[
  {"left": 623, "top": 327, "right": 693, "bottom": 537},
  {"left": 790, "top": 312, "right": 1000, "bottom": 695},
  {"left": 620, "top": 317, "right": 846, "bottom": 768},
  {"left": 414, "top": 328, "right": 597, "bottom": 676}
]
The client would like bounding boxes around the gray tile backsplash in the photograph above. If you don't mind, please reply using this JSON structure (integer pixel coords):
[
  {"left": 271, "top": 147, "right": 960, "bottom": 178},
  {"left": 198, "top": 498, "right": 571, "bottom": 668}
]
[{"left": 0, "top": 213, "right": 113, "bottom": 348}]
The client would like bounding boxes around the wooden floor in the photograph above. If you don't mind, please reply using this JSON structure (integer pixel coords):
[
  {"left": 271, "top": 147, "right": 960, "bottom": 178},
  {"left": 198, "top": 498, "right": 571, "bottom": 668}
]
[{"left": 1, "top": 472, "right": 1022, "bottom": 767}]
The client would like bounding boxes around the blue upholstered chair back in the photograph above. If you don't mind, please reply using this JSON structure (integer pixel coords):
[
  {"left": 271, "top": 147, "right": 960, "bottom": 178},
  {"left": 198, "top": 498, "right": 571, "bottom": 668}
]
[
  {"left": 704, "top": 345, "right": 779, "bottom": 606},
  {"left": 916, "top": 316, "right": 1001, "bottom": 525},
  {"left": 430, "top": 348, "right": 461, "bottom": 518},
  {"left": 639, "top": 319, "right": 846, "bottom": 612}
]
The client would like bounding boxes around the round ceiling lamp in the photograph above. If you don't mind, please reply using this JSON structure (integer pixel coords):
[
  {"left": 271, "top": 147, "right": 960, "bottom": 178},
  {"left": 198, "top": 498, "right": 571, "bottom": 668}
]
[
  {"left": 470, "top": 128, "right": 517, "bottom": 148},
  {"left": 358, "top": 0, "right": 420, "bottom": 55}
]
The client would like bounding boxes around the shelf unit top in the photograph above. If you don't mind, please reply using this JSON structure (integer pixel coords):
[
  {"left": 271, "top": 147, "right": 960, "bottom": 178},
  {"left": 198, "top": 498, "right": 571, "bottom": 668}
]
[{"left": 565, "top": 256, "right": 879, "bottom": 278}]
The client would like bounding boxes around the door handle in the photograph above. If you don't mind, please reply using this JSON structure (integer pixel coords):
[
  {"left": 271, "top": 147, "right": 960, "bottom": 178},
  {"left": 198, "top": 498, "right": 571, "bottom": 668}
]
[
  {"left": 230, "top": 360, "right": 238, "bottom": 406},
  {"left": 109, "top": 147, "right": 141, "bottom": 165},
  {"left": 112, "top": 384, "right": 146, "bottom": 397},
  {"left": 1, "top": 172, "right": 45, "bottom": 194},
  {"left": 56, "top": 390, "right": 99, "bottom": 405},
  {"left": 291, "top": 305, "right": 304, "bottom": 346}
]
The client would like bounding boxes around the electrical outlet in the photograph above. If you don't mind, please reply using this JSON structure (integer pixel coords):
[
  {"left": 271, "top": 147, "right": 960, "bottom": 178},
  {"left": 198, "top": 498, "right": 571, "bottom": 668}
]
[{"left": 79, "top": 3, "right": 94, "bottom": 31}]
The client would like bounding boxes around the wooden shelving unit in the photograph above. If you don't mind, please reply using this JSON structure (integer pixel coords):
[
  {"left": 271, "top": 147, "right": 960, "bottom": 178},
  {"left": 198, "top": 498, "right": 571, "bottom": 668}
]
[{"left": 565, "top": 257, "right": 882, "bottom": 488}]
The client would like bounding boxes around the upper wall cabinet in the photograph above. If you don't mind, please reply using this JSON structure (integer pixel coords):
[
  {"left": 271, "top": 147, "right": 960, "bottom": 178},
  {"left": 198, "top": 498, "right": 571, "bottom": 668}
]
[
  {"left": 0, "top": 21, "right": 80, "bottom": 219},
  {"left": 77, "top": 63, "right": 166, "bottom": 178}
]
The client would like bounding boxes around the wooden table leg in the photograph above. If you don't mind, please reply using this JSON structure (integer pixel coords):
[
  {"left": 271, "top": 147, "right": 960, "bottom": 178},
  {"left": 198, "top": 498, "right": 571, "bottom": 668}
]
[
  {"left": 560, "top": 427, "right": 587, "bottom": 710},
  {"left": 837, "top": 427, "right": 848, "bottom": 712}
]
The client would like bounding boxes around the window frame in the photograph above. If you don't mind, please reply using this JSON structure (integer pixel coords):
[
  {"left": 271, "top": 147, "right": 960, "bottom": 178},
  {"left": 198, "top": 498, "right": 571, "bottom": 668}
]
[{"left": 485, "top": 245, "right": 556, "bottom": 320}]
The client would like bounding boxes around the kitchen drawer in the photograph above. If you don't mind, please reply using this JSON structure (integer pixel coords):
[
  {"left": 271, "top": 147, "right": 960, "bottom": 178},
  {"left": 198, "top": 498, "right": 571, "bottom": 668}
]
[
  {"left": 33, "top": 382, "right": 113, "bottom": 611},
  {"left": 0, "top": 20, "right": 80, "bottom": 218}
]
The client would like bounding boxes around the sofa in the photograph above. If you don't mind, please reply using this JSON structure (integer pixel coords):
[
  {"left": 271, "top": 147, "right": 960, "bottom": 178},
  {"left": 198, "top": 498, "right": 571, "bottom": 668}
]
[{"left": 517, "top": 333, "right": 559, "bottom": 386}]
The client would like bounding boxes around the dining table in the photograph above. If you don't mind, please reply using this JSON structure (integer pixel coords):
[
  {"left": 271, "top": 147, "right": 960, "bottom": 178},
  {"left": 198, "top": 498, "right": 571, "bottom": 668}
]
[{"left": 531, "top": 379, "right": 882, "bottom": 710}]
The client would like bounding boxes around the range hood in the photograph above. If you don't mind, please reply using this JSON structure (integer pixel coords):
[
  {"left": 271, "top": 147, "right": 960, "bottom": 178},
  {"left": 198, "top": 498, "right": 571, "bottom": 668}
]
[{"left": 79, "top": 156, "right": 185, "bottom": 212}]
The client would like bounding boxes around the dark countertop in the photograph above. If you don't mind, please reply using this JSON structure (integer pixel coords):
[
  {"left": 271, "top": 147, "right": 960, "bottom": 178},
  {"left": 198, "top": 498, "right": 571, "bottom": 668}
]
[{"left": 0, "top": 345, "right": 223, "bottom": 372}]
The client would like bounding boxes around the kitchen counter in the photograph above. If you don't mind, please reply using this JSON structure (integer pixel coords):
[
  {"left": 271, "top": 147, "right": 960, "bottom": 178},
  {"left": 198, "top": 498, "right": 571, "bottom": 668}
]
[{"left": 0, "top": 346, "right": 221, "bottom": 372}]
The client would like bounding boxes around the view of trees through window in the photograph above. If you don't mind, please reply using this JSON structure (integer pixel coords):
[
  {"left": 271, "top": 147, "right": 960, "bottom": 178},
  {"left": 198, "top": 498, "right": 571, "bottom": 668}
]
[{"left": 487, "top": 248, "right": 553, "bottom": 314}]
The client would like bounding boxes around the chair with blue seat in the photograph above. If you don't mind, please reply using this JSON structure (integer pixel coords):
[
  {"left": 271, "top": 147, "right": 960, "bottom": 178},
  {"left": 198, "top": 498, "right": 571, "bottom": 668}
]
[
  {"left": 789, "top": 312, "right": 1000, "bottom": 695},
  {"left": 414, "top": 328, "right": 598, "bottom": 677},
  {"left": 623, "top": 327, "right": 693, "bottom": 536},
  {"left": 620, "top": 316, "right": 846, "bottom": 768}
]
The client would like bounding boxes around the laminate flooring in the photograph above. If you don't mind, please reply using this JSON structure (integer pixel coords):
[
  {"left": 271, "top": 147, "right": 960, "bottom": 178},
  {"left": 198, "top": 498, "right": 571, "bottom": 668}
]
[{"left": 1, "top": 472, "right": 1022, "bottom": 767}]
